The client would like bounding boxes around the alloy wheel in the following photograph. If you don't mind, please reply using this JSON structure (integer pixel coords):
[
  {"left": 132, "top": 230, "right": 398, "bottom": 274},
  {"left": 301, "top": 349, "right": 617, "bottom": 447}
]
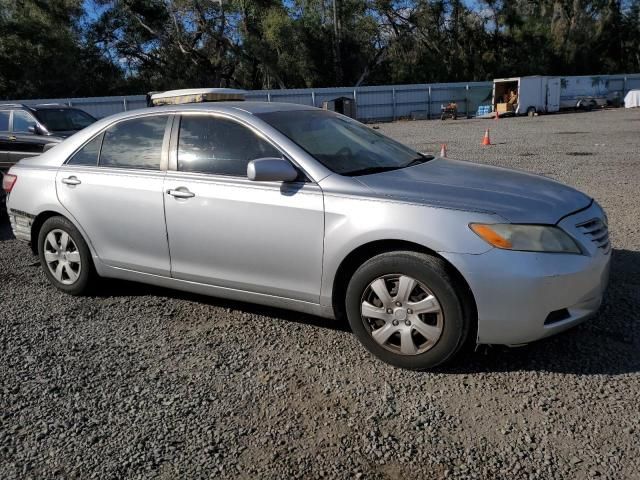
[
  {"left": 360, "top": 274, "right": 444, "bottom": 355},
  {"left": 43, "top": 229, "right": 82, "bottom": 285}
]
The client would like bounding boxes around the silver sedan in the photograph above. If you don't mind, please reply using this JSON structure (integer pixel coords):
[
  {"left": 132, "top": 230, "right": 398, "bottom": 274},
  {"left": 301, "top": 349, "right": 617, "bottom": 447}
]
[{"left": 4, "top": 102, "right": 611, "bottom": 369}]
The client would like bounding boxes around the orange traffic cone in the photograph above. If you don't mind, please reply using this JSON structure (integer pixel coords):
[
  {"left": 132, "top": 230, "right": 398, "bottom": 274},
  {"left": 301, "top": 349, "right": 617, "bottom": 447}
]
[
  {"left": 482, "top": 128, "right": 491, "bottom": 146},
  {"left": 440, "top": 144, "right": 447, "bottom": 157}
]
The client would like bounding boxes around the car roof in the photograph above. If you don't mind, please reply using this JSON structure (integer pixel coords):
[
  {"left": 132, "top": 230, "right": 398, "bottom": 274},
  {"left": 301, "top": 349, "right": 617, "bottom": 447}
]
[
  {"left": 89, "top": 101, "right": 320, "bottom": 127},
  {"left": 147, "top": 101, "right": 317, "bottom": 115},
  {"left": 31, "top": 104, "right": 79, "bottom": 110},
  {"left": 0, "top": 103, "right": 79, "bottom": 111}
]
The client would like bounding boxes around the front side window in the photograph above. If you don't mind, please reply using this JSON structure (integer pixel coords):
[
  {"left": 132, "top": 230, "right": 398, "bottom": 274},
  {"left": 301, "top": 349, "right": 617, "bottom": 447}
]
[
  {"left": 257, "top": 110, "right": 428, "bottom": 176},
  {"left": 67, "top": 133, "right": 104, "bottom": 166},
  {"left": 99, "top": 116, "right": 167, "bottom": 170},
  {"left": 177, "top": 115, "right": 281, "bottom": 176},
  {"left": 13, "top": 111, "right": 37, "bottom": 134},
  {"left": 0, "top": 111, "right": 9, "bottom": 131}
]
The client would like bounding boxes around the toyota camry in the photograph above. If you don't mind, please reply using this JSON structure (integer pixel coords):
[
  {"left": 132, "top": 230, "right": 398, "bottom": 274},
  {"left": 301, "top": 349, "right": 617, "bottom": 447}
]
[{"left": 3, "top": 93, "right": 611, "bottom": 370}]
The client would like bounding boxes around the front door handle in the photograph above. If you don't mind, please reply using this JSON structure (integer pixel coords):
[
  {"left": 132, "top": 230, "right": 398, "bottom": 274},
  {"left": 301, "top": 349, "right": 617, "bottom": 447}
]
[
  {"left": 61, "top": 176, "right": 81, "bottom": 185},
  {"left": 167, "top": 188, "right": 195, "bottom": 199}
]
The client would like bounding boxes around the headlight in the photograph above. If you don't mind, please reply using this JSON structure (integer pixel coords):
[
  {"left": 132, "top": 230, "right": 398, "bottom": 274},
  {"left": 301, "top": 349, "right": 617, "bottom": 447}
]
[{"left": 469, "top": 223, "right": 581, "bottom": 254}]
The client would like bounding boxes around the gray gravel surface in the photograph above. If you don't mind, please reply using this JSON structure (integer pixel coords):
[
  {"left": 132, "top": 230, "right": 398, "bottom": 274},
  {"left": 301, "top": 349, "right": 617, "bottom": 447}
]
[{"left": 1, "top": 108, "right": 639, "bottom": 479}]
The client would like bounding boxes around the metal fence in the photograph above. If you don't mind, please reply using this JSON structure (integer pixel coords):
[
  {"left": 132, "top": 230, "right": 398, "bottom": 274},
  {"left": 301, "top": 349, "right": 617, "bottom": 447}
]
[{"left": 7, "top": 74, "right": 640, "bottom": 122}]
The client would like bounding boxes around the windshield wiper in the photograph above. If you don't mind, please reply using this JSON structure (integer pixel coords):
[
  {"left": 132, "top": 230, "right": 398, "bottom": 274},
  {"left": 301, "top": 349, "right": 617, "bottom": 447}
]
[
  {"left": 403, "top": 154, "right": 435, "bottom": 168},
  {"left": 343, "top": 166, "right": 402, "bottom": 176}
]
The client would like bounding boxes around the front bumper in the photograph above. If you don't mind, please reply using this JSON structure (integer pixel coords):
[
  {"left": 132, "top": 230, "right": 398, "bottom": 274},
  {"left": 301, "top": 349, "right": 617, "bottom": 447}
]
[{"left": 441, "top": 203, "right": 611, "bottom": 345}]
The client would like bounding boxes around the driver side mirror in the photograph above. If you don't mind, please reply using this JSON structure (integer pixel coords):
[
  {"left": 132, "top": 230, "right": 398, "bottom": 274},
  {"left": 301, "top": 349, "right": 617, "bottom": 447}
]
[
  {"left": 28, "top": 125, "right": 42, "bottom": 135},
  {"left": 247, "top": 158, "right": 299, "bottom": 182}
]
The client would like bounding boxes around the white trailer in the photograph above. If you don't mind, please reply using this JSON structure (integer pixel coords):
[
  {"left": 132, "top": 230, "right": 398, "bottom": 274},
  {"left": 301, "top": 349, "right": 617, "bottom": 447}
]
[
  {"left": 492, "top": 76, "right": 561, "bottom": 117},
  {"left": 559, "top": 76, "right": 619, "bottom": 109}
]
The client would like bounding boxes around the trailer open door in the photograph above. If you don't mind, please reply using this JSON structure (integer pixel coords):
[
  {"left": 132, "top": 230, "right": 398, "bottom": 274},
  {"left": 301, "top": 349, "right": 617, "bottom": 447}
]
[
  {"left": 493, "top": 78, "right": 519, "bottom": 116},
  {"left": 546, "top": 77, "right": 561, "bottom": 112}
]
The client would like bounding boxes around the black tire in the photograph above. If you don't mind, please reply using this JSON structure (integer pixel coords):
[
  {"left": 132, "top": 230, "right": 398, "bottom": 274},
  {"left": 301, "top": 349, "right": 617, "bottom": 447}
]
[
  {"left": 527, "top": 106, "right": 536, "bottom": 117},
  {"left": 0, "top": 172, "right": 6, "bottom": 219},
  {"left": 38, "top": 216, "right": 94, "bottom": 295},
  {"left": 345, "top": 251, "right": 470, "bottom": 370}
]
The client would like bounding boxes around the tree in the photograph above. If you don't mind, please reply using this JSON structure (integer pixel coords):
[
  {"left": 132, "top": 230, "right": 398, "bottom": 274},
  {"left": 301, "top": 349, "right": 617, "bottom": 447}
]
[
  {"left": 0, "top": 0, "right": 124, "bottom": 99},
  {"left": 2, "top": 0, "right": 639, "bottom": 99}
]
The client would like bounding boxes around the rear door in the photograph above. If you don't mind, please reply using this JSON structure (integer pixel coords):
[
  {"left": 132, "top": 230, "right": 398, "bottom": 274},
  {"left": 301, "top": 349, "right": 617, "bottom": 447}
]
[{"left": 56, "top": 113, "right": 172, "bottom": 276}]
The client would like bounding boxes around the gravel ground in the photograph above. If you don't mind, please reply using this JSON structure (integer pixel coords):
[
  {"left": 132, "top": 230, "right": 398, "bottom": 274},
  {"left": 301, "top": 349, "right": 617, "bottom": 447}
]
[{"left": 1, "top": 108, "right": 639, "bottom": 479}]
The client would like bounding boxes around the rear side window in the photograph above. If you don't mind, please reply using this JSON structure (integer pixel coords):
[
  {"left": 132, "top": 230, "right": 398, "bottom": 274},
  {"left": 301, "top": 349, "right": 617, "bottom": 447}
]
[
  {"left": 0, "top": 111, "right": 9, "bottom": 131},
  {"left": 99, "top": 115, "right": 167, "bottom": 170},
  {"left": 177, "top": 115, "right": 281, "bottom": 176},
  {"left": 67, "top": 133, "right": 104, "bottom": 166}
]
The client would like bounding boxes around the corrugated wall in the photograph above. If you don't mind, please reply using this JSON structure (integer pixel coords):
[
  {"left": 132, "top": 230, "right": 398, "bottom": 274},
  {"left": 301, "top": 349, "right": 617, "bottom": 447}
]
[{"left": 6, "top": 74, "right": 640, "bottom": 121}]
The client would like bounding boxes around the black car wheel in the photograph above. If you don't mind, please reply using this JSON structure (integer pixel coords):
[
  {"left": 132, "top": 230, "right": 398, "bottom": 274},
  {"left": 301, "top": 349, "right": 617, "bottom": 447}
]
[
  {"left": 38, "top": 216, "right": 94, "bottom": 295},
  {"left": 345, "top": 251, "right": 470, "bottom": 370}
]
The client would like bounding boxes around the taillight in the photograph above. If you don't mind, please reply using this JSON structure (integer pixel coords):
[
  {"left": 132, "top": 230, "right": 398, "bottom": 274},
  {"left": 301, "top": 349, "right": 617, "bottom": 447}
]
[{"left": 2, "top": 173, "right": 17, "bottom": 193}]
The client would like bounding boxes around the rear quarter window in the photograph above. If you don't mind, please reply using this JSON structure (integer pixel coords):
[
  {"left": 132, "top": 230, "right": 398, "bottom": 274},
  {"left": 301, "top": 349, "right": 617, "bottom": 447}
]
[{"left": 67, "top": 133, "right": 104, "bottom": 166}]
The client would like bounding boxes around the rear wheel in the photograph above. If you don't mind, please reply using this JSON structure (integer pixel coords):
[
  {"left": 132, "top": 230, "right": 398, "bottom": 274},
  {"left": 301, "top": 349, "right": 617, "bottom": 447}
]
[
  {"left": 38, "top": 216, "right": 94, "bottom": 295},
  {"left": 345, "top": 251, "right": 469, "bottom": 370},
  {"left": 527, "top": 106, "right": 536, "bottom": 117},
  {"left": 0, "top": 172, "right": 6, "bottom": 219}
]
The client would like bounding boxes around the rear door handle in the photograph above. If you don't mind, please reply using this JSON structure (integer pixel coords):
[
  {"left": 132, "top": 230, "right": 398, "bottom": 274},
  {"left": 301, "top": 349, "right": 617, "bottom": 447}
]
[
  {"left": 61, "top": 176, "right": 81, "bottom": 185},
  {"left": 8, "top": 135, "right": 16, "bottom": 141},
  {"left": 167, "top": 188, "right": 195, "bottom": 199}
]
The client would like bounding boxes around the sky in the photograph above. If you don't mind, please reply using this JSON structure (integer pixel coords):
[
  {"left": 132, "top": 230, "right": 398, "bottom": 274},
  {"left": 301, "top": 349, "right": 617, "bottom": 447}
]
[{"left": 83, "top": 0, "right": 105, "bottom": 22}]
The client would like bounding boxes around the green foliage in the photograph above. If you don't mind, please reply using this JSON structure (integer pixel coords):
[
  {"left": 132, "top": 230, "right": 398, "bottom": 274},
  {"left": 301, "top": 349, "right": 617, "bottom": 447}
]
[
  {"left": 0, "top": 0, "right": 638, "bottom": 99},
  {"left": 0, "top": 0, "right": 124, "bottom": 99}
]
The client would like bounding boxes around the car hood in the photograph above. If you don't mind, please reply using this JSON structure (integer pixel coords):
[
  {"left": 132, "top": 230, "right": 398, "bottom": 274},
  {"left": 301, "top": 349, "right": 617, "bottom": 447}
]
[{"left": 354, "top": 158, "right": 592, "bottom": 224}]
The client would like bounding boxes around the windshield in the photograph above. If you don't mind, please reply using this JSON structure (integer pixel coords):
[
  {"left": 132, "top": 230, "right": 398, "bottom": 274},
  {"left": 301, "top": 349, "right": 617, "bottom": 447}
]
[
  {"left": 257, "top": 110, "right": 430, "bottom": 176},
  {"left": 34, "top": 108, "right": 96, "bottom": 132}
]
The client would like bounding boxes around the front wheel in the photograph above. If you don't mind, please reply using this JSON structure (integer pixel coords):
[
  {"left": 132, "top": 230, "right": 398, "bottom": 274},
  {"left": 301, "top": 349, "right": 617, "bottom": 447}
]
[
  {"left": 38, "top": 216, "right": 94, "bottom": 295},
  {"left": 345, "top": 251, "right": 470, "bottom": 370}
]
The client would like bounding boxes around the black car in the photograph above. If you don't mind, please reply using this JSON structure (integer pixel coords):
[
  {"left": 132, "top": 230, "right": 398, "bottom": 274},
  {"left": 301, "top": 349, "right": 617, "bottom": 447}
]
[{"left": 0, "top": 103, "right": 96, "bottom": 214}]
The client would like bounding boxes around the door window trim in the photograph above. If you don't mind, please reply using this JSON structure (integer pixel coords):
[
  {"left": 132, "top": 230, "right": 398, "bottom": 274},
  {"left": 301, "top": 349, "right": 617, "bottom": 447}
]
[
  {"left": 169, "top": 112, "right": 313, "bottom": 183},
  {"left": 63, "top": 112, "right": 174, "bottom": 171}
]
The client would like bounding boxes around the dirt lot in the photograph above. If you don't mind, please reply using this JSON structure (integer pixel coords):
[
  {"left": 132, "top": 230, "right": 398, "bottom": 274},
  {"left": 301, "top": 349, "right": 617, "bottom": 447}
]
[{"left": 1, "top": 108, "right": 639, "bottom": 479}]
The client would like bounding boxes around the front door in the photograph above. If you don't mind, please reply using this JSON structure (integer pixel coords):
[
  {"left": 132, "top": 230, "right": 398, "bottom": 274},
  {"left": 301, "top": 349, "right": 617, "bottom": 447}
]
[
  {"left": 8, "top": 110, "right": 46, "bottom": 162},
  {"left": 0, "top": 110, "right": 10, "bottom": 168},
  {"left": 56, "top": 114, "right": 172, "bottom": 276},
  {"left": 163, "top": 114, "right": 324, "bottom": 303}
]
